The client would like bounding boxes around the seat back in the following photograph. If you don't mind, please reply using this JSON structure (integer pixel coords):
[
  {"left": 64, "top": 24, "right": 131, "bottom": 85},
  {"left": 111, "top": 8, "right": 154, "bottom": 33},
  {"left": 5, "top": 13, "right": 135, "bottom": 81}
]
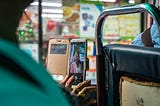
[{"left": 104, "top": 44, "right": 160, "bottom": 106}]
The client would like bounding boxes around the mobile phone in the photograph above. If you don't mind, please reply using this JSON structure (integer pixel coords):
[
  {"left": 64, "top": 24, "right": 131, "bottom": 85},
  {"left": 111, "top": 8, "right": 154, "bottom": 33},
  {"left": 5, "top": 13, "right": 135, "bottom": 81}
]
[
  {"left": 68, "top": 39, "right": 87, "bottom": 85},
  {"left": 46, "top": 38, "right": 70, "bottom": 82}
]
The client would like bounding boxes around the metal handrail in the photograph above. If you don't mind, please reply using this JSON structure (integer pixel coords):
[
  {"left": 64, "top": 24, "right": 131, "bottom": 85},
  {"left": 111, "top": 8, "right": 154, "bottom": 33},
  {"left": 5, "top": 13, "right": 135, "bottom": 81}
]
[{"left": 96, "top": 3, "right": 160, "bottom": 55}]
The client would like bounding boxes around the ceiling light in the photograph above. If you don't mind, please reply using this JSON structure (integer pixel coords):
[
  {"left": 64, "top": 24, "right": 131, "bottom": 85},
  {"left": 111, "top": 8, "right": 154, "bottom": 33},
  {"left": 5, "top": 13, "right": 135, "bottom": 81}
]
[
  {"left": 43, "top": 9, "right": 63, "bottom": 14},
  {"left": 42, "top": 14, "right": 63, "bottom": 18},
  {"left": 31, "top": 2, "right": 62, "bottom": 7},
  {"left": 128, "top": 0, "right": 135, "bottom": 3}
]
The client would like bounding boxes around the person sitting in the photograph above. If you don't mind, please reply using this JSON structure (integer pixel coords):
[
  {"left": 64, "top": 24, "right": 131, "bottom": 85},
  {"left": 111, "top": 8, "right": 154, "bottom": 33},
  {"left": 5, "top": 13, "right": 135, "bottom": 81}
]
[{"left": 131, "top": 21, "right": 160, "bottom": 48}]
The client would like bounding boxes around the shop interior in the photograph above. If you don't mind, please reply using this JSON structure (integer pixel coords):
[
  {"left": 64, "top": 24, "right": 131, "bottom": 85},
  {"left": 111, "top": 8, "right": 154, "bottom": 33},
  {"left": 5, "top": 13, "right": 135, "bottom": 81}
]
[
  {"left": 1, "top": 0, "right": 160, "bottom": 105},
  {"left": 17, "top": 0, "right": 157, "bottom": 84}
]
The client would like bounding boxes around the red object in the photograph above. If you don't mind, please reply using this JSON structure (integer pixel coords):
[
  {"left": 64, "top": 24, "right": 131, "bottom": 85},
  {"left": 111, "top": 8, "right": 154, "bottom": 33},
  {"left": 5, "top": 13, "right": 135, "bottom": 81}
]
[
  {"left": 47, "top": 20, "right": 56, "bottom": 31},
  {"left": 62, "top": 35, "right": 80, "bottom": 39}
]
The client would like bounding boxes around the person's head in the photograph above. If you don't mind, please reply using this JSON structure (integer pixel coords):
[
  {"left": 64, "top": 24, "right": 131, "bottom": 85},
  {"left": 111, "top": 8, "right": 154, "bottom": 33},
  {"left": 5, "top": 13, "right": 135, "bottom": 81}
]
[
  {"left": 0, "top": 0, "right": 34, "bottom": 44},
  {"left": 73, "top": 51, "right": 80, "bottom": 62}
]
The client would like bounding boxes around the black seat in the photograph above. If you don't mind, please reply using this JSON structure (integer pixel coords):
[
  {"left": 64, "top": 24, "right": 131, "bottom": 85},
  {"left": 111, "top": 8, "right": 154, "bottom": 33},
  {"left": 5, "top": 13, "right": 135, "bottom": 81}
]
[
  {"left": 103, "top": 44, "right": 160, "bottom": 106},
  {"left": 95, "top": 3, "right": 160, "bottom": 106}
]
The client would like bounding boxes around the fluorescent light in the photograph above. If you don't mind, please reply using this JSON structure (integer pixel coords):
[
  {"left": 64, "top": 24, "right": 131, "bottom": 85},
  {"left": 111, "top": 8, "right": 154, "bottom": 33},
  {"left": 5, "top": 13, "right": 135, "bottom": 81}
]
[
  {"left": 128, "top": 0, "right": 135, "bottom": 3},
  {"left": 42, "top": 14, "right": 63, "bottom": 18},
  {"left": 31, "top": 2, "right": 62, "bottom": 7},
  {"left": 31, "top": 2, "right": 38, "bottom": 5},
  {"left": 99, "top": 0, "right": 116, "bottom": 2},
  {"left": 43, "top": 9, "right": 63, "bottom": 14},
  {"left": 42, "top": 2, "right": 62, "bottom": 7}
]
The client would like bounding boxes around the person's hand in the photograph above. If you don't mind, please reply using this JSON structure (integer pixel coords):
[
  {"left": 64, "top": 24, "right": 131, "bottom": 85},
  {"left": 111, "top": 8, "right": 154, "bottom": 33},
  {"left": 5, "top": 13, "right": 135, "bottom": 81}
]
[
  {"left": 60, "top": 75, "right": 75, "bottom": 90},
  {"left": 60, "top": 75, "right": 96, "bottom": 106}
]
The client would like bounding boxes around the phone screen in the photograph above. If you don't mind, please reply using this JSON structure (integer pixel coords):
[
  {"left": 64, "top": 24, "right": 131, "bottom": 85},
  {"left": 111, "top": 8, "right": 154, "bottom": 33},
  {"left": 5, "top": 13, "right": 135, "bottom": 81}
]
[
  {"left": 69, "top": 40, "right": 87, "bottom": 85},
  {"left": 50, "top": 44, "right": 67, "bottom": 54}
]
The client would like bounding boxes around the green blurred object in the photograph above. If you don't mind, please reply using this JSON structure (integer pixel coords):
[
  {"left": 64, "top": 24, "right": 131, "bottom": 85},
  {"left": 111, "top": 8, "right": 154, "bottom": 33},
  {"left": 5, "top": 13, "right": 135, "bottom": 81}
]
[
  {"left": 120, "top": 36, "right": 135, "bottom": 40},
  {"left": 17, "top": 22, "right": 35, "bottom": 42},
  {"left": 0, "top": 39, "right": 71, "bottom": 106}
]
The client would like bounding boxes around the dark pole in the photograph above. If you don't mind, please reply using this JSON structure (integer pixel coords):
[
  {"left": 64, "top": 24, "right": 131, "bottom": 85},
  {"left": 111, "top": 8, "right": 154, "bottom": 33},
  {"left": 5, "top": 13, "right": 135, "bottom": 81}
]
[
  {"left": 141, "top": 0, "right": 145, "bottom": 32},
  {"left": 38, "top": 0, "right": 43, "bottom": 63}
]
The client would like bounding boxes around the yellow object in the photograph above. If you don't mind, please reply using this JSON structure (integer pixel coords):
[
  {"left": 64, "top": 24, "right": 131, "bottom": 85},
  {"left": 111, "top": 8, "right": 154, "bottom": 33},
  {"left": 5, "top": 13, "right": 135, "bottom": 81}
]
[
  {"left": 63, "top": 6, "right": 72, "bottom": 17},
  {"left": 78, "top": 91, "right": 86, "bottom": 97}
]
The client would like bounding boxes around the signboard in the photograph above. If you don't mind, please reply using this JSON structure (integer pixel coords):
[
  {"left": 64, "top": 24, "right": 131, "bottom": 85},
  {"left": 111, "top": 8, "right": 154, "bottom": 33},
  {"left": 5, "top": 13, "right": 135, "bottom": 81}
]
[
  {"left": 20, "top": 43, "right": 39, "bottom": 62},
  {"left": 80, "top": 3, "right": 102, "bottom": 38}
]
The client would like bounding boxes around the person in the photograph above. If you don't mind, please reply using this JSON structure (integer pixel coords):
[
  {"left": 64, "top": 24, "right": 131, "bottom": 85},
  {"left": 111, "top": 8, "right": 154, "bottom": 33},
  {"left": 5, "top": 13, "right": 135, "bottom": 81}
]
[
  {"left": 70, "top": 51, "right": 83, "bottom": 73},
  {"left": 131, "top": 21, "right": 160, "bottom": 48},
  {"left": 60, "top": 75, "right": 96, "bottom": 106},
  {"left": 0, "top": 0, "right": 96, "bottom": 106},
  {"left": 0, "top": 0, "right": 71, "bottom": 106}
]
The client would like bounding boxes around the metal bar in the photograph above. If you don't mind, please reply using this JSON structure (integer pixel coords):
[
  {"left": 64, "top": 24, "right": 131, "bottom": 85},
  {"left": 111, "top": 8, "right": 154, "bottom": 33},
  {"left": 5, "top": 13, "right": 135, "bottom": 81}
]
[
  {"left": 96, "top": 54, "right": 106, "bottom": 106},
  {"left": 96, "top": 3, "right": 160, "bottom": 55},
  {"left": 38, "top": 0, "right": 43, "bottom": 63}
]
